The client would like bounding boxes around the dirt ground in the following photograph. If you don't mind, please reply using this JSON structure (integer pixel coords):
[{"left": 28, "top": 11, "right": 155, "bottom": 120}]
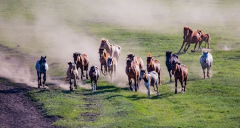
[{"left": 0, "top": 79, "right": 60, "bottom": 128}]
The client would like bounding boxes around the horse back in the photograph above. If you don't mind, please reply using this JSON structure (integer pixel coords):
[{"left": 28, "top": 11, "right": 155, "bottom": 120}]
[{"left": 180, "top": 65, "right": 188, "bottom": 77}]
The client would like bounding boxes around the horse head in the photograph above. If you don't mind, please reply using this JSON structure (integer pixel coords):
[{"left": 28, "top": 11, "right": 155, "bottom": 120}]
[
  {"left": 39, "top": 56, "right": 47, "bottom": 71},
  {"left": 126, "top": 54, "right": 135, "bottom": 61},
  {"left": 90, "top": 66, "right": 97, "bottom": 77},
  {"left": 183, "top": 26, "right": 193, "bottom": 40},
  {"left": 166, "top": 51, "right": 172, "bottom": 59},
  {"left": 147, "top": 56, "right": 154, "bottom": 68},
  {"left": 98, "top": 48, "right": 105, "bottom": 58},
  {"left": 73, "top": 52, "right": 81, "bottom": 64},
  {"left": 171, "top": 59, "right": 181, "bottom": 75},
  {"left": 100, "top": 38, "right": 110, "bottom": 49},
  {"left": 126, "top": 59, "right": 133, "bottom": 72},
  {"left": 202, "top": 51, "right": 209, "bottom": 63},
  {"left": 68, "top": 62, "right": 76, "bottom": 74},
  {"left": 139, "top": 69, "right": 147, "bottom": 81}
]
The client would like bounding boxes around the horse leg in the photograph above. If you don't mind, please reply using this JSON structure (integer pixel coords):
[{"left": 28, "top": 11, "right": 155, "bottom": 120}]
[
  {"left": 69, "top": 78, "right": 73, "bottom": 91},
  {"left": 86, "top": 70, "right": 89, "bottom": 80},
  {"left": 180, "top": 79, "right": 184, "bottom": 93},
  {"left": 207, "top": 41, "right": 210, "bottom": 49},
  {"left": 37, "top": 72, "right": 40, "bottom": 88},
  {"left": 193, "top": 42, "right": 198, "bottom": 51},
  {"left": 207, "top": 67, "right": 210, "bottom": 78},
  {"left": 91, "top": 79, "right": 94, "bottom": 92},
  {"left": 158, "top": 72, "right": 161, "bottom": 85},
  {"left": 95, "top": 79, "right": 98, "bottom": 92},
  {"left": 184, "top": 77, "right": 187, "bottom": 92},
  {"left": 114, "top": 65, "right": 116, "bottom": 77},
  {"left": 203, "top": 69, "right": 206, "bottom": 79},
  {"left": 169, "top": 71, "right": 172, "bottom": 82},
  {"left": 147, "top": 84, "right": 150, "bottom": 98},
  {"left": 198, "top": 41, "right": 203, "bottom": 50},
  {"left": 185, "top": 43, "right": 191, "bottom": 52},
  {"left": 43, "top": 73, "right": 46, "bottom": 87},
  {"left": 178, "top": 41, "right": 186, "bottom": 53},
  {"left": 82, "top": 65, "right": 85, "bottom": 77},
  {"left": 129, "top": 78, "right": 133, "bottom": 91},
  {"left": 156, "top": 82, "right": 159, "bottom": 96},
  {"left": 175, "top": 78, "right": 178, "bottom": 94},
  {"left": 74, "top": 75, "right": 77, "bottom": 89}
]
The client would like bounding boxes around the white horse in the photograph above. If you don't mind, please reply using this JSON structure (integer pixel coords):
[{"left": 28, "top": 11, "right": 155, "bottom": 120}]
[
  {"left": 35, "top": 56, "right": 48, "bottom": 88},
  {"left": 139, "top": 70, "right": 159, "bottom": 98},
  {"left": 66, "top": 62, "right": 79, "bottom": 91},
  {"left": 200, "top": 51, "right": 213, "bottom": 79},
  {"left": 100, "top": 38, "right": 121, "bottom": 61}
]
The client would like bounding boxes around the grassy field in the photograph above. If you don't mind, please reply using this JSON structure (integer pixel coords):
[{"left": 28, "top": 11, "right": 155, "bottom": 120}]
[{"left": 1, "top": 0, "right": 240, "bottom": 128}]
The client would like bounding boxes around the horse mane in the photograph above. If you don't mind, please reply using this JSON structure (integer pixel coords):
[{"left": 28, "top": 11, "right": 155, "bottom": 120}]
[
  {"left": 148, "top": 52, "right": 152, "bottom": 57},
  {"left": 101, "top": 38, "right": 107, "bottom": 43}
]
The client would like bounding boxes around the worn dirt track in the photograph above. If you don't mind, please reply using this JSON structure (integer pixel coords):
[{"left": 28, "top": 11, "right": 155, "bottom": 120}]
[{"left": 0, "top": 79, "right": 60, "bottom": 128}]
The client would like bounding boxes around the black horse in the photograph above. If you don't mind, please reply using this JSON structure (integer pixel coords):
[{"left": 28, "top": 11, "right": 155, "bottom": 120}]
[{"left": 165, "top": 51, "right": 180, "bottom": 82}]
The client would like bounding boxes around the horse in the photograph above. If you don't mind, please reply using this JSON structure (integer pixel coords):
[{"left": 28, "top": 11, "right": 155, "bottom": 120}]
[
  {"left": 197, "top": 30, "right": 211, "bottom": 49},
  {"left": 107, "top": 57, "right": 117, "bottom": 81},
  {"left": 139, "top": 70, "right": 159, "bottom": 98},
  {"left": 147, "top": 53, "right": 161, "bottom": 85},
  {"left": 178, "top": 26, "right": 202, "bottom": 53},
  {"left": 126, "top": 53, "right": 144, "bottom": 70},
  {"left": 200, "top": 51, "right": 213, "bottom": 79},
  {"left": 89, "top": 66, "right": 100, "bottom": 92},
  {"left": 98, "top": 48, "right": 110, "bottom": 75},
  {"left": 66, "top": 62, "right": 79, "bottom": 91},
  {"left": 100, "top": 38, "right": 121, "bottom": 61},
  {"left": 165, "top": 51, "right": 180, "bottom": 82},
  {"left": 125, "top": 59, "right": 140, "bottom": 92},
  {"left": 171, "top": 59, "right": 188, "bottom": 94},
  {"left": 35, "top": 56, "right": 48, "bottom": 88},
  {"left": 73, "top": 52, "right": 89, "bottom": 80}
]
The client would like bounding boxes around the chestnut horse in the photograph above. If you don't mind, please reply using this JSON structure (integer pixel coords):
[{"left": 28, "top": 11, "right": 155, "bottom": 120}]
[
  {"left": 172, "top": 59, "right": 188, "bottom": 94},
  {"left": 73, "top": 52, "right": 89, "bottom": 80},
  {"left": 147, "top": 53, "right": 161, "bottom": 85},
  {"left": 178, "top": 26, "right": 202, "bottom": 53},
  {"left": 99, "top": 48, "right": 110, "bottom": 75},
  {"left": 100, "top": 38, "right": 121, "bottom": 61},
  {"left": 165, "top": 51, "right": 180, "bottom": 82},
  {"left": 126, "top": 53, "right": 144, "bottom": 70},
  {"left": 125, "top": 59, "right": 140, "bottom": 91},
  {"left": 107, "top": 57, "right": 117, "bottom": 81},
  {"left": 197, "top": 30, "right": 211, "bottom": 49}
]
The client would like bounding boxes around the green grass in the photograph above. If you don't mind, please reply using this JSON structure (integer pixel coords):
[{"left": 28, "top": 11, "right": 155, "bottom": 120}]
[{"left": 1, "top": 0, "right": 240, "bottom": 127}]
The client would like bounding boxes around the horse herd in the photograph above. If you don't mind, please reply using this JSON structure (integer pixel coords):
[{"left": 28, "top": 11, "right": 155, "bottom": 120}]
[{"left": 35, "top": 26, "right": 213, "bottom": 98}]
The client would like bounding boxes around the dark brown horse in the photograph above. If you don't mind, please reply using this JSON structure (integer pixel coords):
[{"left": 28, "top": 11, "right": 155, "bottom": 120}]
[
  {"left": 126, "top": 53, "right": 144, "bottom": 70},
  {"left": 99, "top": 48, "right": 110, "bottom": 75},
  {"left": 165, "top": 51, "right": 180, "bottom": 82},
  {"left": 197, "top": 30, "right": 211, "bottom": 49},
  {"left": 171, "top": 59, "right": 188, "bottom": 94},
  {"left": 147, "top": 53, "right": 161, "bottom": 85},
  {"left": 125, "top": 59, "right": 140, "bottom": 91},
  {"left": 178, "top": 26, "right": 202, "bottom": 53},
  {"left": 73, "top": 52, "right": 89, "bottom": 80},
  {"left": 89, "top": 66, "right": 100, "bottom": 92}
]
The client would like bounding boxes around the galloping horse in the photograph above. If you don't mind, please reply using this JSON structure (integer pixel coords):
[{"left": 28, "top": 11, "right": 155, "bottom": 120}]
[
  {"left": 66, "top": 62, "right": 79, "bottom": 91},
  {"left": 100, "top": 38, "right": 121, "bottom": 61},
  {"left": 171, "top": 59, "right": 188, "bottom": 94},
  {"left": 125, "top": 59, "right": 140, "bottom": 91},
  {"left": 89, "top": 66, "right": 100, "bottom": 92},
  {"left": 200, "top": 51, "right": 213, "bottom": 79},
  {"left": 147, "top": 53, "right": 161, "bottom": 85},
  {"left": 165, "top": 51, "right": 180, "bottom": 82},
  {"left": 35, "top": 56, "right": 48, "bottom": 88},
  {"left": 197, "top": 30, "right": 211, "bottom": 49},
  {"left": 73, "top": 52, "right": 89, "bottom": 80},
  {"left": 178, "top": 26, "right": 202, "bottom": 53},
  {"left": 99, "top": 48, "right": 110, "bottom": 75},
  {"left": 126, "top": 54, "right": 144, "bottom": 70},
  {"left": 107, "top": 57, "right": 117, "bottom": 81},
  {"left": 139, "top": 70, "right": 159, "bottom": 98}
]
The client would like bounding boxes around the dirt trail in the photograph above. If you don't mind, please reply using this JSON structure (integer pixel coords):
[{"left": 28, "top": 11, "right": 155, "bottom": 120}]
[{"left": 0, "top": 79, "right": 59, "bottom": 128}]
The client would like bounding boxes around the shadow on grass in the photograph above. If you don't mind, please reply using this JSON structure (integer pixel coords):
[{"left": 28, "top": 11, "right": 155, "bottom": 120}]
[{"left": 125, "top": 92, "right": 174, "bottom": 101}]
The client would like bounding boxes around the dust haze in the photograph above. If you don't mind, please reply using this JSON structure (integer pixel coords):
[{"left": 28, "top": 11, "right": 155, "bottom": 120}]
[{"left": 0, "top": 0, "right": 239, "bottom": 90}]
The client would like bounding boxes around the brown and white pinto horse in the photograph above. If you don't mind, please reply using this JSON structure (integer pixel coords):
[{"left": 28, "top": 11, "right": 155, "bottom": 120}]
[
  {"left": 73, "top": 52, "right": 89, "bottom": 80},
  {"left": 197, "top": 30, "right": 211, "bottom": 49},
  {"left": 99, "top": 48, "right": 110, "bottom": 75},
  {"left": 125, "top": 59, "right": 140, "bottom": 92},
  {"left": 126, "top": 53, "right": 144, "bottom": 70},
  {"left": 100, "top": 38, "right": 121, "bottom": 61},
  {"left": 107, "top": 57, "right": 117, "bottom": 81},
  {"left": 178, "top": 26, "right": 202, "bottom": 53},
  {"left": 146, "top": 53, "right": 161, "bottom": 85},
  {"left": 171, "top": 59, "right": 188, "bottom": 94}
]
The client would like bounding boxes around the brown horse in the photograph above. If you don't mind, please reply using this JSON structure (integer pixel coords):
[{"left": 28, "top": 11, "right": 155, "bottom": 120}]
[
  {"left": 99, "top": 48, "right": 110, "bottom": 75},
  {"left": 147, "top": 53, "right": 161, "bottom": 85},
  {"left": 171, "top": 59, "right": 188, "bottom": 94},
  {"left": 100, "top": 38, "right": 121, "bottom": 61},
  {"left": 89, "top": 66, "right": 100, "bottom": 92},
  {"left": 126, "top": 53, "right": 144, "bottom": 70},
  {"left": 178, "top": 26, "right": 202, "bottom": 53},
  {"left": 197, "top": 30, "right": 211, "bottom": 49},
  {"left": 125, "top": 59, "right": 140, "bottom": 91},
  {"left": 165, "top": 51, "right": 180, "bottom": 82},
  {"left": 66, "top": 62, "right": 79, "bottom": 91},
  {"left": 73, "top": 52, "right": 89, "bottom": 80},
  {"left": 107, "top": 57, "right": 117, "bottom": 81}
]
